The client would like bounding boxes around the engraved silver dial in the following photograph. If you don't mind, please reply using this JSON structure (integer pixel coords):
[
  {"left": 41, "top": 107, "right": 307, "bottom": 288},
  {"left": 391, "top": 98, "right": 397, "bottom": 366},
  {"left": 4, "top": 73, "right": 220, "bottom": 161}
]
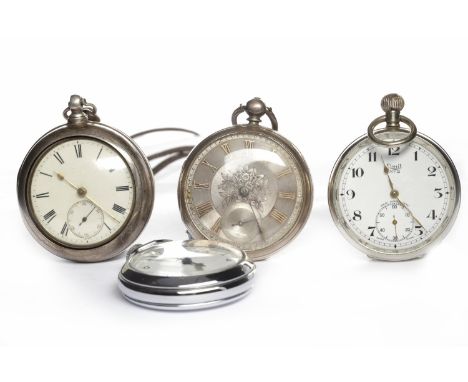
[{"left": 180, "top": 129, "right": 312, "bottom": 259}]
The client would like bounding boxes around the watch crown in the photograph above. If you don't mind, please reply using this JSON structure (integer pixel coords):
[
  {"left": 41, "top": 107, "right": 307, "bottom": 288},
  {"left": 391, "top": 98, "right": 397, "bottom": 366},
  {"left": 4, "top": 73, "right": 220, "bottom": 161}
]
[
  {"left": 245, "top": 97, "right": 267, "bottom": 118},
  {"left": 381, "top": 93, "right": 405, "bottom": 113}
]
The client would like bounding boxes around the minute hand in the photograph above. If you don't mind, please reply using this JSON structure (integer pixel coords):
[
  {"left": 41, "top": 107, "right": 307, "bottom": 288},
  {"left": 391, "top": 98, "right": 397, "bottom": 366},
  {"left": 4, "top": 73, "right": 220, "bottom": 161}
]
[
  {"left": 54, "top": 172, "right": 121, "bottom": 223},
  {"left": 380, "top": 157, "right": 426, "bottom": 230},
  {"left": 395, "top": 197, "right": 425, "bottom": 230}
]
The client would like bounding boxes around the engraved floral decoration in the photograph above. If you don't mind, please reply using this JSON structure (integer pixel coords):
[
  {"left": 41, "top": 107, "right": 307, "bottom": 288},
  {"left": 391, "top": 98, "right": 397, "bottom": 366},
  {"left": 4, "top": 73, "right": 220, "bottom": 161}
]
[{"left": 218, "top": 166, "right": 268, "bottom": 211}]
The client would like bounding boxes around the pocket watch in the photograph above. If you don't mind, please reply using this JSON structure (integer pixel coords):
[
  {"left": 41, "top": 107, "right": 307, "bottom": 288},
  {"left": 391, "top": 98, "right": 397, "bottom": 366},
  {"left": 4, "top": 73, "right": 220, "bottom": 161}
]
[
  {"left": 17, "top": 95, "right": 154, "bottom": 262},
  {"left": 178, "top": 98, "right": 313, "bottom": 261},
  {"left": 328, "top": 94, "right": 461, "bottom": 261},
  {"left": 118, "top": 239, "right": 255, "bottom": 310}
]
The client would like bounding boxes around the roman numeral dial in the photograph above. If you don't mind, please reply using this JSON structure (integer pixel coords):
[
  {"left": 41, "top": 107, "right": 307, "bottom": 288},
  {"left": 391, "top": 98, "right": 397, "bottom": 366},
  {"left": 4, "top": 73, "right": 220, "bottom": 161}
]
[
  {"left": 244, "top": 140, "right": 255, "bottom": 149},
  {"left": 112, "top": 203, "right": 126, "bottom": 214},
  {"left": 277, "top": 167, "right": 292, "bottom": 178},
  {"left": 194, "top": 182, "right": 210, "bottom": 189},
  {"left": 182, "top": 132, "right": 309, "bottom": 256},
  {"left": 29, "top": 138, "right": 135, "bottom": 247},
  {"left": 279, "top": 192, "right": 295, "bottom": 200},
  {"left": 269, "top": 208, "right": 288, "bottom": 224},
  {"left": 196, "top": 201, "right": 213, "bottom": 217},
  {"left": 221, "top": 143, "right": 231, "bottom": 154}
]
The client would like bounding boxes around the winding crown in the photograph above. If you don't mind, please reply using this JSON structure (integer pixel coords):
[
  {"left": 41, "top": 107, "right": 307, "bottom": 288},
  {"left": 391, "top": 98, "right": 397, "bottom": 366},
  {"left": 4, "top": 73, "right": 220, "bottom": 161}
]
[{"left": 381, "top": 93, "right": 405, "bottom": 112}]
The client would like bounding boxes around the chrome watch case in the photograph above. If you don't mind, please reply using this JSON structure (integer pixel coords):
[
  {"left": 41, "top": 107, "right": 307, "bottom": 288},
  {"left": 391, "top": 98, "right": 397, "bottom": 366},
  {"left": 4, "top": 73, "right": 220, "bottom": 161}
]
[
  {"left": 118, "top": 239, "right": 256, "bottom": 311},
  {"left": 178, "top": 98, "right": 313, "bottom": 261},
  {"left": 17, "top": 95, "right": 155, "bottom": 262}
]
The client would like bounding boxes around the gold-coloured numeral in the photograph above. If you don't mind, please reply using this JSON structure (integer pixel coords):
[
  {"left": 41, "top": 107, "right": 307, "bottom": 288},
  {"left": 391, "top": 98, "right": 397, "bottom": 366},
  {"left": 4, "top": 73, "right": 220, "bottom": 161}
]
[
  {"left": 221, "top": 143, "right": 231, "bottom": 154},
  {"left": 194, "top": 182, "right": 210, "bottom": 189},
  {"left": 201, "top": 159, "right": 218, "bottom": 173},
  {"left": 276, "top": 167, "right": 292, "bottom": 178},
  {"left": 211, "top": 217, "right": 222, "bottom": 233},
  {"left": 279, "top": 192, "right": 296, "bottom": 200},
  {"left": 196, "top": 201, "right": 213, "bottom": 217},
  {"left": 244, "top": 140, "right": 255, "bottom": 149},
  {"left": 269, "top": 208, "right": 288, "bottom": 224}
]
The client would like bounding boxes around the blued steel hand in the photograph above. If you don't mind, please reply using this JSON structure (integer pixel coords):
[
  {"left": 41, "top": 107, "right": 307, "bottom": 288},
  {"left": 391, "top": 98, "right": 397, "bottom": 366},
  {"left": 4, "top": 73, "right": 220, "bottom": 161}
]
[{"left": 79, "top": 205, "right": 96, "bottom": 226}]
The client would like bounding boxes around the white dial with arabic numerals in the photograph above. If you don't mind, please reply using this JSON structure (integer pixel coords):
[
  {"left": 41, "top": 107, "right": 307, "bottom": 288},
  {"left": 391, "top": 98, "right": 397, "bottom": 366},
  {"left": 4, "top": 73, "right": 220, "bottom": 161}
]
[
  {"left": 330, "top": 134, "right": 459, "bottom": 257},
  {"left": 29, "top": 138, "right": 135, "bottom": 247}
]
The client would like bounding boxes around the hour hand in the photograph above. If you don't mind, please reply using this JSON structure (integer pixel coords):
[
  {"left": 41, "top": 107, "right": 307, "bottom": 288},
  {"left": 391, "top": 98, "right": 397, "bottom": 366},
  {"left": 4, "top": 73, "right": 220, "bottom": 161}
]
[{"left": 380, "top": 155, "right": 396, "bottom": 191}]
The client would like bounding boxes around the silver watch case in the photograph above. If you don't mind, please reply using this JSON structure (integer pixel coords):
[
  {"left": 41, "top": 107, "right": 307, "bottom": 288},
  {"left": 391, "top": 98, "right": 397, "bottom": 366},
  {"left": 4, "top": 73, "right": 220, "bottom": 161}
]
[
  {"left": 17, "top": 121, "right": 155, "bottom": 262},
  {"left": 178, "top": 124, "right": 313, "bottom": 261},
  {"left": 328, "top": 132, "right": 461, "bottom": 261},
  {"left": 118, "top": 239, "right": 256, "bottom": 311}
]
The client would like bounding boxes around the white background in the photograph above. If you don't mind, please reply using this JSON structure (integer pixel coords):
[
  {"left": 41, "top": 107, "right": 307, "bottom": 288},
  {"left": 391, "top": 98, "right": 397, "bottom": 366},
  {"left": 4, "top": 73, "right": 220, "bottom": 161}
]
[{"left": 1, "top": 0, "right": 467, "bottom": 380}]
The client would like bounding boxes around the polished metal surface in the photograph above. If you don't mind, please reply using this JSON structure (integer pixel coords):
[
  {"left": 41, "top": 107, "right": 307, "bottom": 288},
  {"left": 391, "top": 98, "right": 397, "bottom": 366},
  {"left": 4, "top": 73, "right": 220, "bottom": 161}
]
[
  {"left": 328, "top": 94, "right": 461, "bottom": 261},
  {"left": 17, "top": 95, "right": 155, "bottom": 262},
  {"left": 231, "top": 98, "right": 279, "bottom": 131},
  {"left": 118, "top": 240, "right": 256, "bottom": 311},
  {"left": 367, "top": 94, "right": 417, "bottom": 146},
  {"left": 178, "top": 98, "right": 313, "bottom": 261}
]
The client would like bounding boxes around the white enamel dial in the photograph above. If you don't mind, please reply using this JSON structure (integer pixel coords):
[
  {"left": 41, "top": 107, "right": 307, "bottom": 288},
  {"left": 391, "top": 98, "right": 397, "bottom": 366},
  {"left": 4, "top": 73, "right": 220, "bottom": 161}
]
[
  {"left": 330, "top": 134, "right": 459, "bottom": 257},
  {"left": 29, "top": 138, "right": 135, "bottom": 247},
  {"left": 182, "top": 132, "right": 309, "bottom": 253}
]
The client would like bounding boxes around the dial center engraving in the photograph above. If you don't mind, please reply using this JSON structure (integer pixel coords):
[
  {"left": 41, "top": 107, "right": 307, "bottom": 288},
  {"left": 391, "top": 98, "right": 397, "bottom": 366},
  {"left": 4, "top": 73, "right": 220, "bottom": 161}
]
[{"left": 218, "top": 166, "right": 268, "bottom": 211}]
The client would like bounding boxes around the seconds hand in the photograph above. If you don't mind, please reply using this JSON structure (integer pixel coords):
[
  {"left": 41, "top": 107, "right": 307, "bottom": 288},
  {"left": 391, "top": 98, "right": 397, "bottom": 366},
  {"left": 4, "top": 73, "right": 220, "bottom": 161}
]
[
  {"left": 79, "top": 205, "right": 96, "bottom": 226},
  {"left": 392, "top": 215, "right": 398, "bottom": 240}
]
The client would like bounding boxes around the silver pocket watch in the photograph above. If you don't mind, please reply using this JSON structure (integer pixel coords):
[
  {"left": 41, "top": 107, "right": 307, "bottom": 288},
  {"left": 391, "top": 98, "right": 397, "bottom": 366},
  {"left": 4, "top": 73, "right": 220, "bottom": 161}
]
[
  {"left": 328, "top": 94, "right": 461, "bottom": 261},
  {"left": 118, "top": 239, "right": 255, "bottom": 311},
  {"left": 17, "top": 95, "right": 155, "bottom": 262},
  {"left": 178, "top": 98, "right": 313, "bottom": 261}
]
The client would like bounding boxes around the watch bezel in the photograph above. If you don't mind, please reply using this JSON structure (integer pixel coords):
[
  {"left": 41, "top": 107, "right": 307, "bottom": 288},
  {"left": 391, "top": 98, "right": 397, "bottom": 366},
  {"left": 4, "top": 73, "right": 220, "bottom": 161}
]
[
  {"left": 17, "top": 122, "right": 155, "bottom": 262},
  {"left": 328, "top": 131, "right": 461, "bottom": 261}
]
